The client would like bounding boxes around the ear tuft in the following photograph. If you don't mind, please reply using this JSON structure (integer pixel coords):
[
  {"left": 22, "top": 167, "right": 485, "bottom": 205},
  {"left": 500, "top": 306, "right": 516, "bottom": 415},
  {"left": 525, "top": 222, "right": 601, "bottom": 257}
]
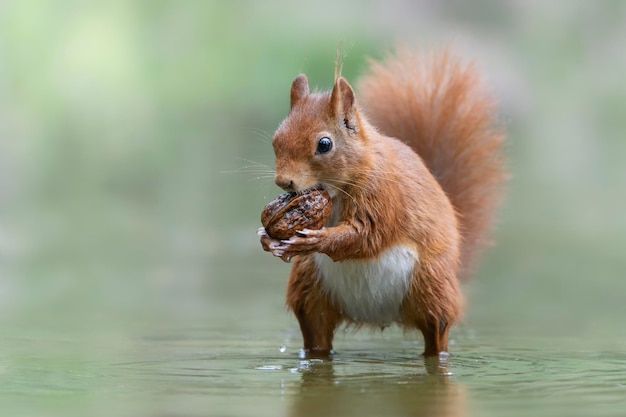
[
  {"left": 331, "top": 77, "right": 358, "bottom": 133},
  {"left": 290, "top": 74, "right": 309, "bottom": 109}
]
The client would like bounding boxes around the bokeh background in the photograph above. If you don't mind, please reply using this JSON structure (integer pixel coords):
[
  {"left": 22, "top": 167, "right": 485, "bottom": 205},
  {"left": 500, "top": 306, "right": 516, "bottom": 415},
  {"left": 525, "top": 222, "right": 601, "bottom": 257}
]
[{"left": 1, "top": 1, "right": 625, "bottom": 416}]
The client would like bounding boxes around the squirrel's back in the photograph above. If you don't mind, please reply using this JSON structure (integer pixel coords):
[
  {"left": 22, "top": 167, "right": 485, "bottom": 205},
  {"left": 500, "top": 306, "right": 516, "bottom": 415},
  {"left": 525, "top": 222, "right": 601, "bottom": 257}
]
[{"left": 357, "top": 47, "right": 506, "bottom": 278}]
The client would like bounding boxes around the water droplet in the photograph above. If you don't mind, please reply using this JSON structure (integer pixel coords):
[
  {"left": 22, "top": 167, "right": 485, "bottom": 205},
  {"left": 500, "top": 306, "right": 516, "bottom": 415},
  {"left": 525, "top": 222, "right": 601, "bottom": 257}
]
[{"left": 255, "top": 365, "right": 282, "bottom": 370}]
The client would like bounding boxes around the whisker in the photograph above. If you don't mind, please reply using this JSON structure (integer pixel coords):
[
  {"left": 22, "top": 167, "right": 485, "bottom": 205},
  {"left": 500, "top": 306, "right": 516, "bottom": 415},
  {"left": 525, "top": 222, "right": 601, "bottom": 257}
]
[
  {"left": 326, "top": 178, "right": 369, "bottom": 193},
  {"left": 238, "top": 157, "right": 273, "bottom": 168},
  {"left": 247, "top": 175, "right": 276, "bottom": 183},
  {"left": 250, "top": 128, "right": 273, "bottom": 144},
  {"left": 221, "top": 156, "right": 275, "bottom": 177},
  {"left": 220, "top": 167, "right": 275, "bottom": 175},
  {"left": 289, "top": 172, "right": 363, "bottom": 204},
  {"left": 326, "top": 183, "right": 358, "bottom": 206}
]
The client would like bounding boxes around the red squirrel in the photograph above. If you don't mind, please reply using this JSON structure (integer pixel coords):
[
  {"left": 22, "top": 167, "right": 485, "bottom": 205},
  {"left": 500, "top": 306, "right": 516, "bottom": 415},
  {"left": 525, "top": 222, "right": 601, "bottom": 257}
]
[{"left": 258, "top": 46, "right": 506, "bottom": 357}]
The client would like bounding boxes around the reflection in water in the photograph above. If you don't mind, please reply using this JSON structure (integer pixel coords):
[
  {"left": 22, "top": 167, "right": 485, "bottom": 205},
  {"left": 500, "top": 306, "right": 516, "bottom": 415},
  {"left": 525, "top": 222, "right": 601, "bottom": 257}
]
[{"left": 287, "top": 356, "right": 465, "bottom": 417}]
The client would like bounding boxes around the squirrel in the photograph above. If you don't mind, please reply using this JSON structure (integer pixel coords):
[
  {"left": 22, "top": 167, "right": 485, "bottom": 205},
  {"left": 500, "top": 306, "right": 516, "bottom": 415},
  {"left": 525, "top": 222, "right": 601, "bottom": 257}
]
[{"left": 258, "top": 46, "right": 506, "bottom": 357}]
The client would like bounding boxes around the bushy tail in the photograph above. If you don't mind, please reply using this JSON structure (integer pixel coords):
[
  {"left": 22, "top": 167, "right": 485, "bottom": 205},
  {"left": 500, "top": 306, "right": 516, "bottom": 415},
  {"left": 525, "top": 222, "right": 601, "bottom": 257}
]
[{"left": 357, "top": 46, "right": 506, "bottom": 278}]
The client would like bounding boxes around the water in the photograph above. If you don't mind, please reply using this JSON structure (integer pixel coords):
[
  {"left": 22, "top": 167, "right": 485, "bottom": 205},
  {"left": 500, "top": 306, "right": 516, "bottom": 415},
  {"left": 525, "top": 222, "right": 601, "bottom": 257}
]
[
  {"left": 3, "top": 325, "right": 625, "bottom": 417},
  {"left": 2, "top": 248, "right": 625, "bottom": 417}
]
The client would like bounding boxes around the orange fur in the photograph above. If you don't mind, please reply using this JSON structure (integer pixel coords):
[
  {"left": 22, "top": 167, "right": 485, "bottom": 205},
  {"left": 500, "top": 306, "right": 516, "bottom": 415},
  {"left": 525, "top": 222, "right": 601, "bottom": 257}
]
[
  {"left": 358, "top": 47, "right": 507, "bottom": 277},
  {"left": 259, "top": 46, "right": 505, "bottom": 357}
]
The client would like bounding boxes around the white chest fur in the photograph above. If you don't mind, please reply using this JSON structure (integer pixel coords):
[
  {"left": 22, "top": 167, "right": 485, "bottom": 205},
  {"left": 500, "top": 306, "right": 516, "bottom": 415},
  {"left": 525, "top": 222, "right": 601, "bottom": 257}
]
[{"left": 313, "top": 245, "right": 418, "bottom": 325}]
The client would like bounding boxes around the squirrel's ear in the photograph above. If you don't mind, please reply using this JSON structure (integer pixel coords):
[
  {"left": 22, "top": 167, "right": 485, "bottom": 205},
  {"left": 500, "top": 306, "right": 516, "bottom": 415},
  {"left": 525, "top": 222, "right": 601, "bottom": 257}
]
[
  {"left": 331, "top": 77, "right": 358, "bottom": 133},
  {"left": 290, "top": 74, "right": 309, "bottom": 109}
]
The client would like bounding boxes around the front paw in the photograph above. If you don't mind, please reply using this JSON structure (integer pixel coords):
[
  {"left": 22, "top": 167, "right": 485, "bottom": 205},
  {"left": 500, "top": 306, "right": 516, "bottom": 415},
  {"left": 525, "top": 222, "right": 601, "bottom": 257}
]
[
  {"left": 276, "top": 228, "right": 325, "bottom": 255},
  {"left": 258, "top": 228, "right": 283, "bottom": 257},
  {"left": 258, "top": 227, "right": 320, "bottom": 263}
]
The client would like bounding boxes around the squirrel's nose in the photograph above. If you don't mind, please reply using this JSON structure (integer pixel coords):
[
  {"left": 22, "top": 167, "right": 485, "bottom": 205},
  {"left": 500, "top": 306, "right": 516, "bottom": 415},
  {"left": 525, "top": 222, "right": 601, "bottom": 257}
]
[{"left": 275, "top": 175, "right": 295, "bottom": 192}]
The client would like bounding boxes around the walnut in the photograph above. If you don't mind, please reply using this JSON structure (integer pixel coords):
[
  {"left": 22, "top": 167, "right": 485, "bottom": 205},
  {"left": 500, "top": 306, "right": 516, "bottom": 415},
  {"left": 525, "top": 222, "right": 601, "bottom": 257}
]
[{"left": 261, "top": 189, "right": 332, "bottom": 240}]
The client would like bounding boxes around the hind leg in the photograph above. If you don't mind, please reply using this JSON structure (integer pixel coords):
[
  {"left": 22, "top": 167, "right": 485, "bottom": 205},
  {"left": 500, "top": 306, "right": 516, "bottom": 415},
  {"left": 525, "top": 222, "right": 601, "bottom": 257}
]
[
  {"left": 420, "top": 319, "right": 450, "bottom": 357},
  {"left": 403, "top": 268, "right": 462, "bottom": 357},
  {"left": 286, "top": 256, "right": 341, "bottom": 357}
]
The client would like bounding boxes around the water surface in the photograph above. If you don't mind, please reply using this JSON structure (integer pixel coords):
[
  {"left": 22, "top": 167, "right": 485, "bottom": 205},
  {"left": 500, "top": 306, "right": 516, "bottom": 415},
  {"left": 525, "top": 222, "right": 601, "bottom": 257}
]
[{"left": 2, "top": 251, "right": 625, "bottom": 417}]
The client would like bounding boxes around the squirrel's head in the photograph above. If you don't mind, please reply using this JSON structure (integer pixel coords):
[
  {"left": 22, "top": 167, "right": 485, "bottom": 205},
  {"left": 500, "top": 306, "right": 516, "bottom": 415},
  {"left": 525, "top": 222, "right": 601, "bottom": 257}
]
[{"left": 271, "top": 74, "right": 370, "bottom": 196}]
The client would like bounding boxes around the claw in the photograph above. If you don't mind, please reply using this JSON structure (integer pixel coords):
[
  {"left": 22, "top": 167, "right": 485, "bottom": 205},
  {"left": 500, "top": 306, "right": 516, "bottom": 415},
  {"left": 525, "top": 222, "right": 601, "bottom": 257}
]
[{"left": 296, "top": 228, "right": 322, "bottom": 237}]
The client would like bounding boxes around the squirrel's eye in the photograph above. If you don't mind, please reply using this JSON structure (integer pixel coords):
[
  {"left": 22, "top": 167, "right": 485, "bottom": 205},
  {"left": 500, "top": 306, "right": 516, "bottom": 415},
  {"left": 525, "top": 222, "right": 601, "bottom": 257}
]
[{"left": 316, "top": 137, "right": 333, "bottom": 154}]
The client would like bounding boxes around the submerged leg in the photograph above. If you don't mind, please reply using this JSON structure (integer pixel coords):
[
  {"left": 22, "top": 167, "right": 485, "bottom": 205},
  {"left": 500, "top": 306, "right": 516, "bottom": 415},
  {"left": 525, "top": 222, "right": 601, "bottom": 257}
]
[
  {"left": 421, "top": 319, "right": 450, "bottom": 357},
  {"left": 286, "top": 257, "right": 341, "bottom": 357},
  {"left": 293, "top": 303, "right": 338, "bottom": 356},
  {"left": 402, "top": 264, "right": 461, "bottom": 357}
]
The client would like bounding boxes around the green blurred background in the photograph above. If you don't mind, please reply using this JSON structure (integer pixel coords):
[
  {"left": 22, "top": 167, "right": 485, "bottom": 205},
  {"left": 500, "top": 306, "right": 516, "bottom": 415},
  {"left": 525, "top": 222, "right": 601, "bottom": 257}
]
[{"left": 1, "top": 1, "right": 626, "bottom": 414}]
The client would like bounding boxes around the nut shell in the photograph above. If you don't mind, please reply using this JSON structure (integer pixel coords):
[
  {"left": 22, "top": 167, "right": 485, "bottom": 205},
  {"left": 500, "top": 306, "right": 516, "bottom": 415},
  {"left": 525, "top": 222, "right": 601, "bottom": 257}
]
[{"left": 261, "top": 189, "right": 332, "bottom": 240}]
